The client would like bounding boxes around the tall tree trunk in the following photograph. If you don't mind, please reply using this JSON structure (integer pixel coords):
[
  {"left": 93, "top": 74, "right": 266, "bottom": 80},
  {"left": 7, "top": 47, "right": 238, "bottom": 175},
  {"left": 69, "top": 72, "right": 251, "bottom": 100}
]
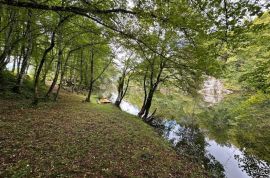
[
  {"left": 12, "top": 57, "right": 16, "bottom": 73},
  {"left": 16, "top": 52, "right": 22, "bottom": 77},
  {"left": 85, "top": 49, "right": 94, "bottom": 102},
  {"left": 85, "top": 81, "right": 93, "bottom": 102},
  {"left": 54, "top": 51, "right": 72, "bottom": 101},
  {"left": 41, "top": 54, "right": 55, "bottom": 85},
  {"left": 141, "top": 88, "right": 155, "bottom": 120},
  {"left": 45, "top": 33, "right": 63, "bottom": 98},
  {"left": 115, "top": 74, "right": 130, "bottom": 108},
  {"left": 0, "top": 10, "right": 17, "bottom": 72},
  {"left": 138, "top": 70, "right": 148, "bottom": 117},
  {"left": 32, "top": 15, "right": 69, "bottom": 104},
  {"left": 79, "top": 49, "right": 83, "bottom": 89},
  {"left": 33, "top": 32, "right": 56, "bottom": 104},
  {"left": 13, "top": 10, "right": 33, "bottom": 93},
  {"left": 45, "top": 46, "right": 62, "bottom": 98},
  {"left": 138, "top": 62, "right": 164, "bottom": 121}
]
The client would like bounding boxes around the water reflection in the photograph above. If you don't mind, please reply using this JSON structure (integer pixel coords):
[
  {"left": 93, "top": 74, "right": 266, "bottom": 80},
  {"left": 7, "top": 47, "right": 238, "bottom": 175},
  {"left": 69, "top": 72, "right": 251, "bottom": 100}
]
[
  {"left": 199, "top": 76, "right": 232, "bottom": 105},
  {"left": 235, "top": 152, "right": 270, "bottom": 178},
  {"left": 162, "top": 120, "right": 270, "bottom": 178},
  {"left": 110, "top": 93, "right": 140, "bottom": 115},
  {"left": 109, "top": 94, "right": 270, "bottom": 178},
  {"left": 163, "top": 120, "right": 225, "bottom": 177}
]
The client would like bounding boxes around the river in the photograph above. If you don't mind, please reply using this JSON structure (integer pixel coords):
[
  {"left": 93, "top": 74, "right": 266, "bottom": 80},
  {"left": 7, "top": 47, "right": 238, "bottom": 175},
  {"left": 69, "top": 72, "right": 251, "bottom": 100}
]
[{"left": 110, "top": 77, "right": 270, "bottom": 178}]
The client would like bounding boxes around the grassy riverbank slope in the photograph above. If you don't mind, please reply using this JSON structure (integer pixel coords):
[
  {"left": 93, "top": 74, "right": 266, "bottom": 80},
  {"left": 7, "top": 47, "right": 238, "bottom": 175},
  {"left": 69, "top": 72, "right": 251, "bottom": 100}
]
[{"left": 0, "top": 74, "right": 208, "bottom": 177}]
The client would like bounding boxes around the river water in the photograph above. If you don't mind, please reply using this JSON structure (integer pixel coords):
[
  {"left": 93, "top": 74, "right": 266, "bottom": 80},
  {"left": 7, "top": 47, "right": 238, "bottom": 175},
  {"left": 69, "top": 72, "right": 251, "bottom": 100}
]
[{"left": 110, "top": 77, "right": 270, "bottom": 178}]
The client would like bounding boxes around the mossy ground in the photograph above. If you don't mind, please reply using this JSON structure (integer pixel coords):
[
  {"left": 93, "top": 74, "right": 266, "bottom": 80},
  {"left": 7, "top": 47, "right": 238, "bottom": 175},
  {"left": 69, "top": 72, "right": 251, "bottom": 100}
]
[{"left": 0, "top": 73, "right": 208, "bottom": 177}]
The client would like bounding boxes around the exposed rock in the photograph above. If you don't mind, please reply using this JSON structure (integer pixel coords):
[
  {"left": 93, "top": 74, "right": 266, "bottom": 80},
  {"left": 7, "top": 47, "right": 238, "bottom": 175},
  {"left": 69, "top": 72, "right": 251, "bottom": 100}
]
[{"left": 199, "top": 76, "right": 233, "bottom": 105}]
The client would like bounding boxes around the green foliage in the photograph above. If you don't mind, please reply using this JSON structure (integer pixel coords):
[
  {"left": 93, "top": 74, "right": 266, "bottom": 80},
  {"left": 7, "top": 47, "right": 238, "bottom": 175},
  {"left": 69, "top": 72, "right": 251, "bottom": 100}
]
[
  {"left": 239, "top": 61, "right": 270, "bottom": 93},
  {"left": 222, "top": 12, "right": 270, "bottom": 93},
  {"left": 198, "top": 92, "right": 270, "bottom": 162},
  {"left": 0, "top": 71, "right": 46, "bottom": 99}
]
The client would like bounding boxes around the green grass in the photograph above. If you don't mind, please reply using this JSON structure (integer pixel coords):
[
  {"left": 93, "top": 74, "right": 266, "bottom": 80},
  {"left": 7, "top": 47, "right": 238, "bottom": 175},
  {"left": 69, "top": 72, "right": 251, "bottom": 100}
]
[
  {"left": 0, "top": 76, "right": 208, "bottom": 177},
  {"left": 0, "top": 71, "right": 47, "bottom": 100}
]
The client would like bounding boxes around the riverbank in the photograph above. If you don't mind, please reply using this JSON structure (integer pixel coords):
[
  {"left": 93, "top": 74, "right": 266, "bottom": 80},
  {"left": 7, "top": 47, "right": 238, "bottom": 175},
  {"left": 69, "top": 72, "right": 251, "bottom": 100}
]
[
  {"left": 120, "top": 79, "right": 270, "bottom": 177},
  {"left": 0, "top": 90, "right": 208, "bottom": 177}
]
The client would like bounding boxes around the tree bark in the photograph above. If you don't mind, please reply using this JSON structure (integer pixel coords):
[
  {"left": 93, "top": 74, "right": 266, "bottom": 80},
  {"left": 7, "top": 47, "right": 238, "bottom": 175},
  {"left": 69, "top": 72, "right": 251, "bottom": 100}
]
[
  {"left": 45, "top": 42, "right": 62, "bottom": 98},
  {"left": 85, "top": 49, "right": 94, "bottom": 102},
  {"left": 138, "top": 58, "right": 165, "bottom": 121},
  {"left": 54, "top": 51, "right": 71, "bottom": 101},
  {"left": 16, "top": 52, "right": 22, "bottom": 77},
  {"left": 32, "top": 15, "right": 69, "bottom": 105},
  {"left": 33, "top": 31, "right": 56, "bottom": 105},
  {"left": 142, "top": 88, "right": 156, "bottom": 120},
  {"left": 55, "top": 44, "right": 93, "bottom": 100},
  {"left": 41, "top": 53, "right": 55, "bottom": 85},
  {"left": 0, "top": 10, "right": 16, "bottom": 72},
  {"left": 85, "top": 48, "right": 112, "bottom": 102},
  {"left": 13, "top": 10, "right": 33, "bottom": 93},
  {"left": 138, "top": 70, "right": 148, "bottom": 117},
  {"left": 115, "top": 74, "right": 130, "bottom": 108},
  {"left": 79, "top": 49, "right": 83, "bottom": 89},
  {"left": 11, "top": 57, "right": 16, "bottom": 73}
]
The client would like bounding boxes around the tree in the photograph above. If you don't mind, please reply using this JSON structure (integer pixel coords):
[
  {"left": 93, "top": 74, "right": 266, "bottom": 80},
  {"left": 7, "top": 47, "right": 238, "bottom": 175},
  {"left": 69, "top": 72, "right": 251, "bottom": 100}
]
[
  {"left": 113, "top": 48, "right": 137, "bottom": 108},
  {"left": 33, "top": 13, "right": 71, "bottom": 104},
  {"left": 13, "top": 9, "right": 34, "bottom": 93},
  {"left": 0, "top": 6, "right": 21, "bottom": 72},
  {"left": 85, "top": 46, "right": 112, "bottom": 102},
  {"left": 0, "top": 0, "right": 267, "bottom": 109}
]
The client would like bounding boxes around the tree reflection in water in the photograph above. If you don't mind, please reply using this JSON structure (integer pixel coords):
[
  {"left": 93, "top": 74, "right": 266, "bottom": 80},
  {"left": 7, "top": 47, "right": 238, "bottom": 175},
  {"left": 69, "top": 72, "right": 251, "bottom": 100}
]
[
  {"left": 235, "top": 152, "right": 270, "bottom": 178},
  {"left": 162, "top": 120, "right": 225, "bottom": 178}
]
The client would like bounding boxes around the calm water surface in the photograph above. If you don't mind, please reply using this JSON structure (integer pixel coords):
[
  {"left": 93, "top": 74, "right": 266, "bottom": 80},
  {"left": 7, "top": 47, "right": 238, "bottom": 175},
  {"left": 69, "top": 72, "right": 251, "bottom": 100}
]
[{"left": 110, "top": 93, "right": 270, "bottom": 178}]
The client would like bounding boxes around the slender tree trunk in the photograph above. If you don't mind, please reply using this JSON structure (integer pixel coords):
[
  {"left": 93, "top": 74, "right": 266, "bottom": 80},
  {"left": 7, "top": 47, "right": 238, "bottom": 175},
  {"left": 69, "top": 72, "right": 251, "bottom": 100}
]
[
  {"left": 45, "top": 33, "right": 63, "bottom": 98},
  {"left": 0, "top": 10, "right": 17, "bottom": 72},
  {"left": 142, "top": 89, "right": 155, "bottom": 120},
  {"left": 115, "top": 76, "right": 124, "bottom": 107},
  {"left": 54, "top": 52, "right": 70, "bottom": 101},
  {"left": 45, "top": 47, "right": 62, "bottom": 98},
  {"left": 13, "top": 10, "right": 33, "bottom": 93},
  {"left": 138, "top": 71, "right": 148, "bottom": 117},
  {"left": 12, "top": 57, "right": 16, "bottom": 73},
  {"left": 32, "top": 15, "right": 69, "bottom": 104},
  {"left": 33, "top": 32, "right": 56, "bottom": 104},
  {"left": 85, "top": 49, "right": 94, "bottom": 102},
  {"left": 54, "top": 72, "right": 63, "bottom": 101},
  {"left": 138, "top": 64, "right": 164, "bottom": 121},
  {"left": 115, "top": 74, "right": 130, "bottom": 108},
  {"left": 79, "top": 49, "right": 83, "bottom": 89},
  {"left": 85, "top": 81, "right": 93, "bottom": 102},
  {"left": 16, "top": 53, "right": 22, "bottom": 77},
  {"left": 41, "top": 54, "right": 55, "bottom": 85}
]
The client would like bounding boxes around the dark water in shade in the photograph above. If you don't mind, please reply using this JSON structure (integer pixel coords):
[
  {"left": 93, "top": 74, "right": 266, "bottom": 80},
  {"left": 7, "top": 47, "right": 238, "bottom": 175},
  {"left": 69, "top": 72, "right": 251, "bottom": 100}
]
[{"left": 110, "top": 95, "right": 270, "bottom": 178}]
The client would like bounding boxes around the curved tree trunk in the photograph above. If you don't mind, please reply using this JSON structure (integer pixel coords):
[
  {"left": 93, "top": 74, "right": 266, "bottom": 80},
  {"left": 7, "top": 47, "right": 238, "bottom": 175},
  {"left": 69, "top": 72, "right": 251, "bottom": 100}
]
[
  {"left": 32, "top": 15, "right": 70, "bottom": 105},
  {"left": 33, "top": 32, "right": 56, "bottom": 105},
  {"left": 45, "top": 35, "right": 63, "bottom": 99},
  {"left": 45, "top": 49, "right": 62, "bottom": 98},
  {"left": 115, "top": 75, "right": 130, "bottom": 108}
]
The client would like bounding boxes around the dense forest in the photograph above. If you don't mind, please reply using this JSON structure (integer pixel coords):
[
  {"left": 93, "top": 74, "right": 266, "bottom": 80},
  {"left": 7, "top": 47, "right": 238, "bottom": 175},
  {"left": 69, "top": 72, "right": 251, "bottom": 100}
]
[{"left": 0, "top": 0, "right": 269, "bottom": 177}]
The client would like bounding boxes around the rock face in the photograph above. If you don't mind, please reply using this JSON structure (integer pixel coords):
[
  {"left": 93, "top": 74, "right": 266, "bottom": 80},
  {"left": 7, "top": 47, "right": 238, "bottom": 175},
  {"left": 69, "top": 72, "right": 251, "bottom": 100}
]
[{"left": 199, "top": 76, "right": 232, "bottom": 105}]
